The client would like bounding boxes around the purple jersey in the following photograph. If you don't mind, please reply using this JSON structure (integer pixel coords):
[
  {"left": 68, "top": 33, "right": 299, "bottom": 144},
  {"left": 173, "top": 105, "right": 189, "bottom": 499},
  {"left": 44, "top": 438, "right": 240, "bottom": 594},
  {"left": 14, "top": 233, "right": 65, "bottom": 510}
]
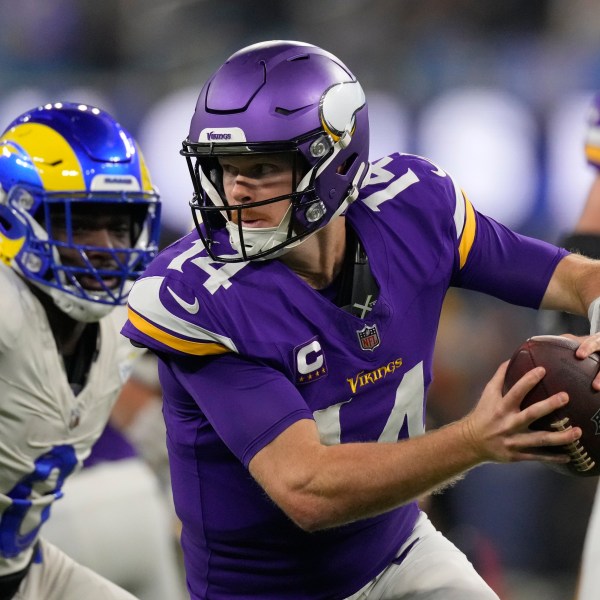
[
  {"left": 585, "top": 93, "right": 600, "bottom": 171},
  {"left": 122, "top": 153, "right": 567, "bottom": 599}
]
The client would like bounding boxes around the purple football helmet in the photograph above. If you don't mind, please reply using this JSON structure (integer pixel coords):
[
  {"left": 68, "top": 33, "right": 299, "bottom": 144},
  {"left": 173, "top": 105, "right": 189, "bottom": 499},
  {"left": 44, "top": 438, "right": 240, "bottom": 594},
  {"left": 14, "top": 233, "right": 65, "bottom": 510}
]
[{"left": 182, "top": 40, "right": 370, "bottom": 262}]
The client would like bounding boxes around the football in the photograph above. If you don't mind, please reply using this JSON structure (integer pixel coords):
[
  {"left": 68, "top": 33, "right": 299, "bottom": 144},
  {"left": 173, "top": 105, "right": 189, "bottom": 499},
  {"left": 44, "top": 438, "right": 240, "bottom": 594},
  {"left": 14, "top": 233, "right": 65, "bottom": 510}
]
[{"left": 503, "top": 335, "right": 600, "bottom": 477}]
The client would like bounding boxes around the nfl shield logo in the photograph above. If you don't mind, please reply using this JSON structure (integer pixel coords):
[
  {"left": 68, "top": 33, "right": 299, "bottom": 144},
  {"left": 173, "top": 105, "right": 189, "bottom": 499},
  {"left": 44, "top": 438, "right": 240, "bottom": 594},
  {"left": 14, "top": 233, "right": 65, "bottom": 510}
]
[{"left": 356, "top": 323, "right": 380, "bottom": 351}]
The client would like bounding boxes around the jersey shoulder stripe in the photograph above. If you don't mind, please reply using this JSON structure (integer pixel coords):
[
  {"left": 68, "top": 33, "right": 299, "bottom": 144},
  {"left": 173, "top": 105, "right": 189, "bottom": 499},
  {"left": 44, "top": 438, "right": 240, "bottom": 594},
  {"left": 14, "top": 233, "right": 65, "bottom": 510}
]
[
  {"left": 126, "top": 275, "right": 237, "bottom": 356},
  {"left": 127, "top": 307, "right": 231, "bottom": 356},
  {"left": 458, "top": 195, "right": 476, "bottom": 268},
  {"left": 415, "top": 154, "right": 476, "bottom": 269},
  {"left": 446, "top": 164, "right": 477, "bottom": 269},
  {"left": 360, "top": 153, "right": 478, "bottom": 271}
]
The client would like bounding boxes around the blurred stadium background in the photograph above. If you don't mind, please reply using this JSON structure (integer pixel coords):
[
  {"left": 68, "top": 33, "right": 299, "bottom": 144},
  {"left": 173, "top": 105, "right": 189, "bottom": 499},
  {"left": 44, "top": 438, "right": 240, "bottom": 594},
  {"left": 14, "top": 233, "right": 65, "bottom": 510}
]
[{"left": 2, "top": 1, "right": 600, "bottom": 598}]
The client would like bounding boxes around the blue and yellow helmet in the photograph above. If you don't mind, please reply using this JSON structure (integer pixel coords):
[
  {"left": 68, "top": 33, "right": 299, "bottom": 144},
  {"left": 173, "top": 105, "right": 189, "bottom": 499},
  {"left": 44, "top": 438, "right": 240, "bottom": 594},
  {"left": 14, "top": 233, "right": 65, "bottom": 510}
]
[{"left": 0, "top": 102, "right": 161, "bottom": 321}]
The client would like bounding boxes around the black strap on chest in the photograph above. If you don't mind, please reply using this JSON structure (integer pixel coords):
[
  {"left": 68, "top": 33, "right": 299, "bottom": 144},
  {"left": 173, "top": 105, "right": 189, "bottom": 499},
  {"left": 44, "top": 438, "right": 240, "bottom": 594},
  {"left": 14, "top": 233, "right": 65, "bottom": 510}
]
[
  {"left": 62, "top": 323, "right": 99, "bottom": 395},
  {"left": 0, "top": 543, "right": 39, "bottom": 600},
  {"left": 0, "top": 567, "right": 27, "bottom": 600},
  {"left": 335, "top": 227, "right": 379, "bottom": 319}
]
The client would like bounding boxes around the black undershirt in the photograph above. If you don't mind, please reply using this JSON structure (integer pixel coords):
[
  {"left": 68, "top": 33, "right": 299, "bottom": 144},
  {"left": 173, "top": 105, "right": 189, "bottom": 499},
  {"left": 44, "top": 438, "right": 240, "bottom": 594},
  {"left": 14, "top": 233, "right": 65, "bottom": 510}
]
[{"left": 62, "top": 323, "right": 99, "bottom": 395}]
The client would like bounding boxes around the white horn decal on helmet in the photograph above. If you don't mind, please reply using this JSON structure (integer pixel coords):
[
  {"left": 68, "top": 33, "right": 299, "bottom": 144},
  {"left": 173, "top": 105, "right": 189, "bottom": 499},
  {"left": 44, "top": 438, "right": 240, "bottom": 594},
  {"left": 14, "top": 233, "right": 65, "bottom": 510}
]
[{"left": 319, "top": 81, "right": 366, "bottom": 140}]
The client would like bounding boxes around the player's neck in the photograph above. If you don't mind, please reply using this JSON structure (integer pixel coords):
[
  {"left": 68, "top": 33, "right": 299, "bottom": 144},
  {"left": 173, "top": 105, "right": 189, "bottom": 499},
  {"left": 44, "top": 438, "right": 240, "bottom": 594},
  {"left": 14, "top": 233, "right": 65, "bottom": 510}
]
[
  {"left": 29, "top": 284, "right": 91, "bottom": 356},
  {"left": 281, "top": 216, "right": 346, "bottom": 290}
]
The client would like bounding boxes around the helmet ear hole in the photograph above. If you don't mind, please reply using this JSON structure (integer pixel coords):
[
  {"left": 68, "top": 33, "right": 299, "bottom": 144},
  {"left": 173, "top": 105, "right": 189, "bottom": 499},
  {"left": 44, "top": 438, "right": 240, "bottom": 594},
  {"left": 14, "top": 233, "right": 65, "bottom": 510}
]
[{"left": 338, "top": 153, "right": 358, "bottom": 176}]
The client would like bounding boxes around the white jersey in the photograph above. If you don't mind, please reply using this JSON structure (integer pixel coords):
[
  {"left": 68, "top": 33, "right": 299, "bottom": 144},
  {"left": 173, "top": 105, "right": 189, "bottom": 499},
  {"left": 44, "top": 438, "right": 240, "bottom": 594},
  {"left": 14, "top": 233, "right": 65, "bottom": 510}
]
[{"left": 0, "top": 263, "right": 143, "bottom": 577}]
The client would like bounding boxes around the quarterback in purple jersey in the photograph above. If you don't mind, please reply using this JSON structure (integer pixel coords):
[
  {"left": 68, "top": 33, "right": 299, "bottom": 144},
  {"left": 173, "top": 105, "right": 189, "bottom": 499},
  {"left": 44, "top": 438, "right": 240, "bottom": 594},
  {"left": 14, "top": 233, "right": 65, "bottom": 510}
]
[{"left": 123, "top": 42, "right": 600, "bottom": 599}]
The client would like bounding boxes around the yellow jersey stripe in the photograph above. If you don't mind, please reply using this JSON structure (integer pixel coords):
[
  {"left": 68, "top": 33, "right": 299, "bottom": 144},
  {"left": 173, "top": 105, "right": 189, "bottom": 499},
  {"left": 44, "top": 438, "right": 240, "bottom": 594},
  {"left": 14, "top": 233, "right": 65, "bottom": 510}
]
[
  {"left": 458, "top": 195, "right": 476, "bottom": 269},
  {"left": 127, "top": 307, "right": 231, "bottom": 356}
]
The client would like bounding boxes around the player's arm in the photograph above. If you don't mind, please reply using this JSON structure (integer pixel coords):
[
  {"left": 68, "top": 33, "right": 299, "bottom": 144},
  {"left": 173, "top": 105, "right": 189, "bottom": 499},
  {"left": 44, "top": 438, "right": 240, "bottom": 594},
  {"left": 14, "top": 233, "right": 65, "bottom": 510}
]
[
  {"left": 249, "top": 362, "right": 579, "bottom": 532},
  {"left": 555, "top": 174, "right": 600, "bottom": 301},
  {"left": 545, "top": 174, "right": 600, "bottom": 335},
  {"left": 540, "top": 252, "right": 600, "bottom": 374},
  {"left": 541, "top": 252, "right": 600, "bottom": 316},
  {"left": 546, "top": 95, "right": 600, "bottom": 336}
]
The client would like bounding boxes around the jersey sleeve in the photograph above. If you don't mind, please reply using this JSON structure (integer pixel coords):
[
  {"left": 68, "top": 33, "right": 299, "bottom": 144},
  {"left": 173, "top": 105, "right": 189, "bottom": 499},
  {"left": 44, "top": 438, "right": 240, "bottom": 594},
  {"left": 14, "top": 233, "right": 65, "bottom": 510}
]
[
  {"left": 161, "top": 352, "right": 313, "bottom": 468},
  {"left": 122, "top": 274, "right": 238, "bottom": 357},
  {"left": 585, "top": 93, "right": 600, "bottom": 170},
  {"left": 399, "top": 156, "right": 568, "bottom": 308},
  {"left": 454, "top": 210, "right": 569, "bottom": 308}
]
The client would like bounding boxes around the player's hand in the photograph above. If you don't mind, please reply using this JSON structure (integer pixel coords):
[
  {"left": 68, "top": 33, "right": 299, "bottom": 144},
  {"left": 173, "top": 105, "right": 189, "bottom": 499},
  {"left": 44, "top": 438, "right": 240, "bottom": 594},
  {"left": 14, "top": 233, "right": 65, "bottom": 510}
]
[
  {"left": 462, "top": 361, "right": 581, "bottom": 464},
  {"left": 562, "top": 333, "right": 600, "bottom": 390}
]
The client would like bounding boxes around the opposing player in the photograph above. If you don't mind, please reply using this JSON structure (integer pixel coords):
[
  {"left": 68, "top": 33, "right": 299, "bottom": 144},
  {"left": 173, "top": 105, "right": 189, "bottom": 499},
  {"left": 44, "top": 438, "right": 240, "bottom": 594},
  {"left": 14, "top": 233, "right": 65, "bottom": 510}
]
[
  {"left": 42, "top": 354, "right": 186, "bottom": 600},
  {"left": 122, "top": 41, "right": 600, "bottom": 599},
  {"left": 0, "top": 103, "right": 161, "bottom": 600}
]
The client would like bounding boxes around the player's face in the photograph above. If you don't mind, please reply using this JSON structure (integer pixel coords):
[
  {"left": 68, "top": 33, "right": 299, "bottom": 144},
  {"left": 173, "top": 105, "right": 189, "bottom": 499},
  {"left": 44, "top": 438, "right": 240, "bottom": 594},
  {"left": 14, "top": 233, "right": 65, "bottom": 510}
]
[
  {"left": 218, "top": 154, "right": 297, "bottom": 228},
  {"left": 50, "top": 203, "right": 134, "bottom": 291}
]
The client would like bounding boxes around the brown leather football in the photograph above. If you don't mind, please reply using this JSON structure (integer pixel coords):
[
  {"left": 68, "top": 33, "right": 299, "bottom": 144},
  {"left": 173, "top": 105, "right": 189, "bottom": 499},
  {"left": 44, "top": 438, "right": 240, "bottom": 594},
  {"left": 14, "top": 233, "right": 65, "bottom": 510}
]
[{"left": 503, "top": 335, "right": 600, "bottom": 477}]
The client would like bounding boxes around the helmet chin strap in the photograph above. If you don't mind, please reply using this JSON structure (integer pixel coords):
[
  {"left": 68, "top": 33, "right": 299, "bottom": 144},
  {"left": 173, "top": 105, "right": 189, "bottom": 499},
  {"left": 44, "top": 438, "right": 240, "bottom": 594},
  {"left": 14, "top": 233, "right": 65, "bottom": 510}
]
[{"left": 225, "top": 204, "right": 295, "bottom": 260}]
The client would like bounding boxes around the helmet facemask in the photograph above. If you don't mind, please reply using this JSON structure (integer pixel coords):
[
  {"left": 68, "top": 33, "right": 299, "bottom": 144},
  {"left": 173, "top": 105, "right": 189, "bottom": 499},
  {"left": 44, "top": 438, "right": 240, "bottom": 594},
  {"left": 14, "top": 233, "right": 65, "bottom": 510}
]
[
  {"left": 184, "top": 130, "right": 362, "bottom": 262},
  {"left": 0, "top": 102, "right": 162, "bottom": 322},
  {"left": 4, "top": 186, "right": 160, "bottom": 321}
]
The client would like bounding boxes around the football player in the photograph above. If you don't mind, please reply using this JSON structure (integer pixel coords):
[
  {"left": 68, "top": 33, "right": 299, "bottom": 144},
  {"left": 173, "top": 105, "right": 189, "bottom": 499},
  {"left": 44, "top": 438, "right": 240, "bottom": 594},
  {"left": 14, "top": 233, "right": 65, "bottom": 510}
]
[
  {"left": 122, "top": 41, "right": 600, "bottom": 599},
  {"left": 565, "top": 92, "right": 600, "bottom": 600},
  {"left": 42, "top": 358, "right": 187, "bottom": 600},
  {"left": 0, "top": 103, "right": 161, "bottom": 600}
]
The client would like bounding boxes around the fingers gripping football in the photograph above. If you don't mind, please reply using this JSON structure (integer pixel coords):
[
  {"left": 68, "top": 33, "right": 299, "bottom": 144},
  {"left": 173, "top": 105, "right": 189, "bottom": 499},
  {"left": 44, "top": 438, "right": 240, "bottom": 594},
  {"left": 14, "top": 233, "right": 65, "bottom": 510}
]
[
  {"left": 501, "top": 335, "right": 600, "bottom": 477},
  {"left": 462, "top": 361, "right": 581, "bottom": 466}
]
